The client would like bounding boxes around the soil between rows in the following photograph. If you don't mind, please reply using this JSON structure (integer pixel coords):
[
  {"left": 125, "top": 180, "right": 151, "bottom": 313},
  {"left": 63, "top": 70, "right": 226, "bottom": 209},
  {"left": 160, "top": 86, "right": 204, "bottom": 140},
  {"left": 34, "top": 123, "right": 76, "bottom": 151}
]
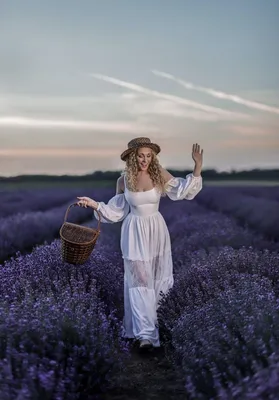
[{"left": 96, "top": 341, "right": 187, "bottom": 400}]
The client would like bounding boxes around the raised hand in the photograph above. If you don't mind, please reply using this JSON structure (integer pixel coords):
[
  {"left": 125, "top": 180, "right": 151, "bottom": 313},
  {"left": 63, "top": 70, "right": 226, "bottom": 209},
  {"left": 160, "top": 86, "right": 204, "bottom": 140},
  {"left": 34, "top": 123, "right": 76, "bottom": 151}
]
[{"left": 192, "top": 143, "right": 203, "bottom": 165}]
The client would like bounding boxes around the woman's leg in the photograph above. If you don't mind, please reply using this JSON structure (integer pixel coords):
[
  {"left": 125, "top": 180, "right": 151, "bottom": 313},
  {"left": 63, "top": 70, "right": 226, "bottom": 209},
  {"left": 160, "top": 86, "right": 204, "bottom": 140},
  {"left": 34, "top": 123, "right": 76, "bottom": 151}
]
[{"left": 123, "top": 258, "right": 160, "bottom": 347}]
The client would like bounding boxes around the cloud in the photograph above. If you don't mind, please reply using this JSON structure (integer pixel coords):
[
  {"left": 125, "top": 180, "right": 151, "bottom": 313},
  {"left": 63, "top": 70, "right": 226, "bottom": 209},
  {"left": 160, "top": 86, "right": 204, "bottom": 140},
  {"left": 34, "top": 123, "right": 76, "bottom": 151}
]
[
  {"left": 235, "top": 90, "right": 279, "bottom": 107},
  {"left": 0, "top": 92, "right": 129, "bottom": 111},
  {"left": 127, "top": 98, "right": 227, "bottom": 122},
  {"left": 152, "top": 69, "right": 279, "bottom": 115},
  {"left": 88, "top": 73, "right": 249, "bottom": 121},
  {"left": 228, "top": 124, "right": 278, "bottom": 137},
  {"left": 0, "top": 90, "right": 244, "bottom": 127},
  {"left": 0, "top": 148, "right": 119, "bottom": 157},
  {"left": 219, "top": 138, "right": 279, "bottom": 149},
  {"left": 0, "top": 116, "right": 158, "bottom": 133}
]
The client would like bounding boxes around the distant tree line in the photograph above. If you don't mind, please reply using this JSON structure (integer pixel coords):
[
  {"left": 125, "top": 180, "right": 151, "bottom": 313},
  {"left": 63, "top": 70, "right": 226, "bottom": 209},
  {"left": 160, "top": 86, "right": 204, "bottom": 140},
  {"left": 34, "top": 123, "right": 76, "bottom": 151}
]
[{"left": 0, "top": 168, "right": 278, "bottom": 182}]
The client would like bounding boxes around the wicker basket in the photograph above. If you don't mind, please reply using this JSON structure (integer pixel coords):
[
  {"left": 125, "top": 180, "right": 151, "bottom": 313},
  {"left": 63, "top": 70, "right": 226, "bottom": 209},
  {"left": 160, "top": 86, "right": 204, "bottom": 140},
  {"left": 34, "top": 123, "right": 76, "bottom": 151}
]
[{"left": 59, "top": 202, "right": 101, "bottom": 265}]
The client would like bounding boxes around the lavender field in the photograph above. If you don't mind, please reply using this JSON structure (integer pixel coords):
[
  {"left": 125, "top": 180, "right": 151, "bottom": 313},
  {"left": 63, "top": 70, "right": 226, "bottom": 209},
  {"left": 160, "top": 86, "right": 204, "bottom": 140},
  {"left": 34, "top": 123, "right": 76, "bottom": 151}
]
[{"left": 0, "top": 184, "right": 279, "bottom": 400}]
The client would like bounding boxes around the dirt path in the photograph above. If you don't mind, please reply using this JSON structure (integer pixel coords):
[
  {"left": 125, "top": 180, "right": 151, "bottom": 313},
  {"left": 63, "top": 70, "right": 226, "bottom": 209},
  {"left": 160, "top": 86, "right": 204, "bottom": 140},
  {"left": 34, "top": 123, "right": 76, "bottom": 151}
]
[{"left": 98, "top": 342, "right": 187, "bottom": 400}]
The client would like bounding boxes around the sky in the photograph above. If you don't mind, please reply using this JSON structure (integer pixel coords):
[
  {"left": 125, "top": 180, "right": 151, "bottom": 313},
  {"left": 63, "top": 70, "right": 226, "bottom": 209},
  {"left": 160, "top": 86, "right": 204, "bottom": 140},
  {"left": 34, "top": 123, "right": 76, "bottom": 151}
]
[{"left": 0, "top": 0, "right": 279, "bottom": 177}]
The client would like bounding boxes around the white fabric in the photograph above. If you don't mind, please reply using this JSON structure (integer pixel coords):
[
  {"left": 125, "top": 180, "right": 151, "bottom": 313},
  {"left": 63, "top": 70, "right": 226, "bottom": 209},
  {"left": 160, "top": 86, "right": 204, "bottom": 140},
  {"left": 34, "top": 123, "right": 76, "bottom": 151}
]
[
  {"left": 94, "top": 173, "right": 202, "bottom": 347},
  {"left": 164, "top": 173, "right": 203, "bottom": 200}
]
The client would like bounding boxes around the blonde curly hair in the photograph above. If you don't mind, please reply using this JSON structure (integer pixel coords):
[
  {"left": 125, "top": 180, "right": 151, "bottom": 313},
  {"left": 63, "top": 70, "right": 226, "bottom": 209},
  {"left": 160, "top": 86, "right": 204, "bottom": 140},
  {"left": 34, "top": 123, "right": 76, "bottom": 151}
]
[{"left": 121, "top": 148, "right": 167, "bottom": 196}]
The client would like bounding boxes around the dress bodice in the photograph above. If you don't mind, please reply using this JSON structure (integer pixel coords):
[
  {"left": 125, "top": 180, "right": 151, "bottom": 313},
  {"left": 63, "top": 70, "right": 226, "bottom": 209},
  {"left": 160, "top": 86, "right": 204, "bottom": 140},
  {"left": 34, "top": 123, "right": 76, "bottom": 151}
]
[{"left": 124, "top": 177, "right": 161, "bottom": 217}]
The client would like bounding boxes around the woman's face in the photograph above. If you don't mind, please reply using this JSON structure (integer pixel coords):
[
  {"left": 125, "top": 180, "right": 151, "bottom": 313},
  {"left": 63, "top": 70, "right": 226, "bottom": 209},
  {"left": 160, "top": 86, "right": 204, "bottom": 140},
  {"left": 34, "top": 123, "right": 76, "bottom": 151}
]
[{"left": 136, "top": 147, "right": 152, "bottom": 171}]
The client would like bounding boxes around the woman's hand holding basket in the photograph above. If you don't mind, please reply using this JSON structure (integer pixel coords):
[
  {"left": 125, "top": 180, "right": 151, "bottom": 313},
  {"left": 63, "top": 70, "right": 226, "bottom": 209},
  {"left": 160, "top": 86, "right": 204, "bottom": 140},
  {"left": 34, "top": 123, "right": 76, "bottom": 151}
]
[{"left": 77, "top": 197, "right": 99, "bottom": 209}]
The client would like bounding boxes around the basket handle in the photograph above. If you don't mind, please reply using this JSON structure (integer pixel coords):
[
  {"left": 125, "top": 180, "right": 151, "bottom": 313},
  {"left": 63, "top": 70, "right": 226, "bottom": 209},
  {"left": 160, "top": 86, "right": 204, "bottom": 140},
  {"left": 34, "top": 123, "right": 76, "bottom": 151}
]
[{"left": 64, "top": 202, "right": 102, "bottom": 231}]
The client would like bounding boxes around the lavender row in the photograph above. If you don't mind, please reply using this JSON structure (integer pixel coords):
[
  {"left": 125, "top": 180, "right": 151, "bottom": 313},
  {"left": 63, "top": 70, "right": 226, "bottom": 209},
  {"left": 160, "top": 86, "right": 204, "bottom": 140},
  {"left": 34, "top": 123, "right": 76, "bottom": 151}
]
[
  {"left": 0, "top": 239, "right": 129, "bottom": 399},
  {"left": 238, "top": 185, "right": 279, "bottom": 202},
  {"left": 0, "top": 188, "right": 114, "bottom": 263},
  {"left": 158, "top": 197, "right": 279, "bottom": 398},
  {"left": 195, "top": 187, "right": 279, "bottom": 241},
  {"left": 205, "top": 185, "right": 279, "bottom": 203},
  {"left": 0, "top": 187, "right": 103, "bottom": 218},
  {"left": 162, "top": 272, "right": 279, "bottom": 399},
  {"left": 158, "top": 247, "right": 279, "bottom": 399},
  {"left": 160, "top": 197, "right": 279, "bottom": 256}
]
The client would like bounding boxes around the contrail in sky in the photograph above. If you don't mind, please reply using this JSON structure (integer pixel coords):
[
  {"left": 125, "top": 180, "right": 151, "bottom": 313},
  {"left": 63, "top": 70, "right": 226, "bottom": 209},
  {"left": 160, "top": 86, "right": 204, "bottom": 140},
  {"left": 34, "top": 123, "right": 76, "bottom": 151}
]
[
  {"left": 88, "top": 73, "right": 249, "bottom": 120},
  {"left": 151, "top": 69, "right": 279, "bottom": 115},
  {"left": 0, "top": 116, "right": 156, "bottom": 132}
]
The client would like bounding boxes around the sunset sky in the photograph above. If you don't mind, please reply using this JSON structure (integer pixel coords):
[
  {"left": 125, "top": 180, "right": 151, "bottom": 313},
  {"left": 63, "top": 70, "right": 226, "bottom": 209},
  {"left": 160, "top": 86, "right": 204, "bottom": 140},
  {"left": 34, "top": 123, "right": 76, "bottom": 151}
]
[{"left": 1, "top": 0, "right": 279, "bottom": 177}]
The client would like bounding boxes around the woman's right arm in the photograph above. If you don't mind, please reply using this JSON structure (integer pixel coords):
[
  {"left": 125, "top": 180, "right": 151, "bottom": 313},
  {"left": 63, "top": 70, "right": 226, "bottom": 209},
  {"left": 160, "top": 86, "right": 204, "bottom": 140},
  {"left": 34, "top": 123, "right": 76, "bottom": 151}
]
[{"left": 93, "top": 175, "right": 129, "bottom": 223}]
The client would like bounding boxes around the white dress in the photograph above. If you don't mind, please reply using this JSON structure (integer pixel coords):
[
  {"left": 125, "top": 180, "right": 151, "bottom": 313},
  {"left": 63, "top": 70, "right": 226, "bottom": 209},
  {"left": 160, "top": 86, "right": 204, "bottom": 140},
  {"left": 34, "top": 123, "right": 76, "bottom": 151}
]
[{"left": 94, "top": 173, "right": 202, "bottom": 347}]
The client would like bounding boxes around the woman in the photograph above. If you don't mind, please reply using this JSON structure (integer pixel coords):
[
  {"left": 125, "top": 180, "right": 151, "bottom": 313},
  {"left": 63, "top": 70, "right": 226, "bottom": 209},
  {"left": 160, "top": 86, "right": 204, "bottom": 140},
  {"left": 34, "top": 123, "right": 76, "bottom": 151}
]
[{"left": 77, "top": 137, "right": 203, "bottom": 351}]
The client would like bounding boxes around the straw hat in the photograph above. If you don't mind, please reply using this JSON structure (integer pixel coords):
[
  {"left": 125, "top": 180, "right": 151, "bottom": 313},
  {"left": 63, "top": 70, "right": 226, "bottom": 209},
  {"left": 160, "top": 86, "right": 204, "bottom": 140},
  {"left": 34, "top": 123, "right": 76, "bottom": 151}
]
[{"left": 120, "top": 137, "right": 161, "bottom": 161}]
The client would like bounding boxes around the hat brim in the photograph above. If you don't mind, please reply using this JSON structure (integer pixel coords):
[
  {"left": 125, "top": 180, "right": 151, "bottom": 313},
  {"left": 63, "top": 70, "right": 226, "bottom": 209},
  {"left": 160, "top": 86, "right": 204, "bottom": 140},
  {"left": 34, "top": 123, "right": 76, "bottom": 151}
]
[{"left": 120, "top": 143, "right": 161, "bottom": 161}]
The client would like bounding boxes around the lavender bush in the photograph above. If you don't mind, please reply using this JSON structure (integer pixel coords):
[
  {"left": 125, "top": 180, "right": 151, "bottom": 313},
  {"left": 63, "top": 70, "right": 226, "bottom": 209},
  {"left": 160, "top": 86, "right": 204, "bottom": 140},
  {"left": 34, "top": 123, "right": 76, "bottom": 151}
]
[
  {"left": 216, "top": 352, "right": 279, "bottom": 399},
  {"left": 196, "top": 187, "right": 279, "bottom": 241},
  {"left": 168, "top": 207, "right": 279, "bottom": 258},
  {"left": 158, "top": 247, "right": 279, "bottom": 343},
  {"left": 238, "top": 185, "right": 279, "bottom": 202},
  {"left": 160, "top": 195, "right": 277, "bottom": 252},
  {"left": 0, "top": 239, "right": 129, "bottom": 399},
  {"left": 0, "top": 287, "right": 128, "bottom": 399},
  {"left": 166, "top": 276, "right": 279, "bottom": 399}
]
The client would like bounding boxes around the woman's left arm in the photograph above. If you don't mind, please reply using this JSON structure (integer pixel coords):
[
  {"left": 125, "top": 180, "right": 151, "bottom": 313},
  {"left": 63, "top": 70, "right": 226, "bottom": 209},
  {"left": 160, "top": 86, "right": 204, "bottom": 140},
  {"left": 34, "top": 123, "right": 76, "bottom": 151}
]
[{"left": 161, "top": 143, "right": 203, "bottom": 200}]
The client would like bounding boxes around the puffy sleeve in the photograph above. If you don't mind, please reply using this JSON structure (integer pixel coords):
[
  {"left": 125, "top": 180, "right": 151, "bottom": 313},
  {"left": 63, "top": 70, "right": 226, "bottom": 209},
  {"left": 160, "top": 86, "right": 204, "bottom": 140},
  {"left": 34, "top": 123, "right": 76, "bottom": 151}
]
[
  {"left": 93, "top": 193, "right": 130, "bottom": 223},
  {"left": 165, "top": 173, "right": 202, "bottom": 200}
]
